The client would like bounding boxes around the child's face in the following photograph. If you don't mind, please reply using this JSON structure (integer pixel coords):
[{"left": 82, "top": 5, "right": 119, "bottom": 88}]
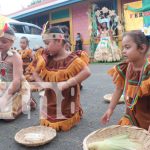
[
  {"left": 20, "top": 39, "right": 28, "bottom": 50},
  {"left": 44, "top": 39, "right": 63, "bottom": 56},
  {"left": 0, "top": 37, "right": 13, "bottom": 52},
  {"left": 101, "top": 22, "right": 107, "bottom": 28},
  {"left": 122, "top": 35, "right": 142, "bottom": 62}
]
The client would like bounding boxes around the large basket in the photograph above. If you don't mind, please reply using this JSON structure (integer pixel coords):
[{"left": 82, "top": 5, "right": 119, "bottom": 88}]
[
  {"left": 83, "top": 125, "right": 150, "bottom": 150},
  {"left": 103, "top": 93, "right": 124, "bottom": 104},
  {"left": 15, "top": 125, "right": 56, "bottom": 147}
]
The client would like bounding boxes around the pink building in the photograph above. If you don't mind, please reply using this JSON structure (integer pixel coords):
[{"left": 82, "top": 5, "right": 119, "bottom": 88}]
[{"left": 8, "top": 0, "right": 140, "bottom": 55}]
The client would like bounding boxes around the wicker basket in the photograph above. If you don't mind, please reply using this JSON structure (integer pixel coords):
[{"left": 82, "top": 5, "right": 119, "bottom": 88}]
[
  {"left": 15, "top": 125, "right": 56, "bottom": 147},
  {"left": 103, "top": 93, "right": 124, "bottom": 104},
  {"left": 83, "top": 125, "right": 150, "bottom": 150}
]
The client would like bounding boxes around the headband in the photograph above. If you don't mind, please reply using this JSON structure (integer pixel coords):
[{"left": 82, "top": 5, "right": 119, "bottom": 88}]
[
  {"left": 0, "top": 32, "right": 15, "bottom": 41},
  {"left": 0, "top": 23, "right": 15, "bottom": 41},
  {"left": 42, "top": 33, "right": 65, "bottom": 40}
]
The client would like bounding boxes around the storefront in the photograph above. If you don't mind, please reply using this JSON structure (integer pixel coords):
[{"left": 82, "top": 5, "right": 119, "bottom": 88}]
[
  {"left": 122, "top": 0, "right": 150, "bottom": 36},
  {"left": 9, "top": 0, "right": 119, "bottom": 54}
]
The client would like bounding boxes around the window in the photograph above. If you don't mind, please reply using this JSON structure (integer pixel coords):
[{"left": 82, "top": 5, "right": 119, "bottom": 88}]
[
  {"left": 24, "top": 25, "right": 31, "bottom": 34},
  {"left": 29, "top": 26, "right": 42, "bottom": 35},
  {"left": 10, "top": 24, "right": 24, "bottom": 33}
]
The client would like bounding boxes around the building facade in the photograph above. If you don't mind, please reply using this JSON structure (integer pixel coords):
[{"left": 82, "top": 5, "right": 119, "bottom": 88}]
[{"left": 9, "top": 0, "right": 140, "bottom": 54}]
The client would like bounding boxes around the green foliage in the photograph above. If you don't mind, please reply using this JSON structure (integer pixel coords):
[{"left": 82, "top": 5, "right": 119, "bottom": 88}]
[{"left": 89, "top": 4, "right": 98, "bottom": 57}]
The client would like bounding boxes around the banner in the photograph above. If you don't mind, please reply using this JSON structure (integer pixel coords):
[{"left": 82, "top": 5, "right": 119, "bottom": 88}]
[
  {"left": 142, "top": 0, "right": 150, "bottom": 35},
  {"left": 124, "top": 1, "right": 143, "bottom": 31}
]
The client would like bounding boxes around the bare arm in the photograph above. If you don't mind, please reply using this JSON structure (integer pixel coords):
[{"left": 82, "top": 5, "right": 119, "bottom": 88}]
[
  {"left": 32, "top": 71, "right": 43, "bottom": 82},
  {"left": 8, "top": 53, "right": 23, "bottom": 95},
  {"left": 64, "top": 66, "right": 91, "bottom": 89},
  {"left": 101, "top": 86, "right": 123, "bottom": 124},
  {"left": 75, "top": 66, "right": 90, "bottom": 81},
  {"left": 108, "top": 86, "right": 123, "bottom": 111}
]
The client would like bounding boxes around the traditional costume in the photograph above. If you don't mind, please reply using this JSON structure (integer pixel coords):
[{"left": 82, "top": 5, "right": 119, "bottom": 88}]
[
  {"left": 93, "top": 7, "right": 122, "bottom": 62},
  {"left": 108, "top": 58, "right": 150, "bottom": 130},
  {"left": 0, "top": 59, "right": 31, "bottom": 119},
  {"left": 29, "top": 30, "right": 89, "bottom": 131},
  {"left": 74, "top": 50, "right": 89, "bottom": 65},
  {"left": 0, "top": 25, "right": 32, "bottom": 119},
  {"left": 18, "top": 49, "right": 32, "bottom": 74},
  {"left": 94, "top": 29, "right": 121, "bottom": 62}
]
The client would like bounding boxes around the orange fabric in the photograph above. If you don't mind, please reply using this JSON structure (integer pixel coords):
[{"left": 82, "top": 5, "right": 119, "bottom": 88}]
[
  {"left": 30, "top": 51, "right": 88, "bottom": 131},
  {"left": 18, "top": 49, "right": 32, "bottom": 59},
  {"left": 24, "top": 48, "right": 45, "bottom": 81},
  {"left": 109, "top": 59, "right": 150, "bottom": 130},
  {"left": 75, "top": 50, "right": 89, "bottom": 65},
  {"left": 18, "top": 49, "right": 33, "bottom": 74},
  {"left": 118, "top": 116, "right": 132, "bottom": 126},
  {"left": 108, "top": 59, "right": 150, "bottom": 98},
  {"left": 108, "top": 67, "right": 125, "bottom": 90},
  {"left": 39, "top": 57, "right": 86, "bottom": 82},
  {"left": 40, "top": 112, "right": 81, "bottom": 131}
]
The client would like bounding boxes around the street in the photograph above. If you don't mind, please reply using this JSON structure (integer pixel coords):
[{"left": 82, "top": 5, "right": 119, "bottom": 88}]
[{"left": 0, "top": 63, "right": 125, "bottom": 150}]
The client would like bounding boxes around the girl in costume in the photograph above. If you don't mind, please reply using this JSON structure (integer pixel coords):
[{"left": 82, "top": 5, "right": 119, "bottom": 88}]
[
  {"left": 101, "top": 30, "right": 150, "bottom": 131},
  {"left": 31, "top": 26, "right": 91, "bottom": 131},
  {"left": 94, "top": 19, "right": 121, "bottom": 62},
  {"left": 0, "top": 25, "right": 35, "bottom": 119},
  {"left": 18, "top": 37, "right": 37, "bottom": 105},
  {"left": 18, "top": 36, "right": 33, "bottom": 74}
]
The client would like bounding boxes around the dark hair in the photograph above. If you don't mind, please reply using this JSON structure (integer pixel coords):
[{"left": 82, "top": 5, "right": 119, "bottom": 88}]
[
  {"left": 5, "top": 27, "right": 15, "bottom": 36},
  {"left": 101, "top": 22, "right": 108, "bottom": 30},
  {"left": 46, "top": 26, "right": 67, "bottom": 45},
  {"left": 123, "top": 30, "right": 149, "bottom": 52},
  {"left": 60, "top": 26, "right": 70, "bottom": 44},
  {"left": 20, "top": 36, "right": 29, "bottom": 46}
]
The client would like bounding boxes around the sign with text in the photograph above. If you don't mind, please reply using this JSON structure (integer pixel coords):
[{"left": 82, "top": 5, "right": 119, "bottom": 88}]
[{"left": 124, "top": 1, "right": 143, "bottom": 31}]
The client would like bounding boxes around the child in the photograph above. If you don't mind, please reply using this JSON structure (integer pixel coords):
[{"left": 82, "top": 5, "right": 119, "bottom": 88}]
[
  {"left": 31, "top": 26, "right": 91, "bottom": 131},
  {"left": 101, "top": 30, "right": 150, "bottom": 131},
  {"left": 0, "top": 26, "right": 34, "bottom": 119},
  {"left": 18, "top": 36, "right": 33, "bottom": 74}
]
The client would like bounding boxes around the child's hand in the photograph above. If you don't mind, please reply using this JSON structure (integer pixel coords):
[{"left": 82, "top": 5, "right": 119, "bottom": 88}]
[
  {"left": 29, "top": 74, "right": 35, "bottom": 81},
  {"left": 100, "top": 108, "right": 114, "bottom": 125},
  {"left": 57, "top": 82, "right": 69, "bottom": 91}
]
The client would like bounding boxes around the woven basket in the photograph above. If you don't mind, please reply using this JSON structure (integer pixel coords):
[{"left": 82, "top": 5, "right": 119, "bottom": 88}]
[
  {"left": 103, "top": 93, "right": 124, "bottom": 104},
  {"left": 83, "top": 125, "right": 150, "bottom": 150},
  {"left": 15, "top": 125, "right": 56, "bottom": 147}
]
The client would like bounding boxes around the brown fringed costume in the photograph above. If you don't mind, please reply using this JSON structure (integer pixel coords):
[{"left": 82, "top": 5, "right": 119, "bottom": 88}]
[
  {"left": 18, "top": 49, "right": 32, "bottom": 74},
  {"left": 108, "top": 58, "right": 150, "bottom": 130},
  {"left": 27, "top": 48, "right": 89, "bottom": 131}
]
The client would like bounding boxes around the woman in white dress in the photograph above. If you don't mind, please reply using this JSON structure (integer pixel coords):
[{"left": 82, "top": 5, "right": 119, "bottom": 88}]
[{"left": 94, "top": 19, "right": 121, "bottom": 62}]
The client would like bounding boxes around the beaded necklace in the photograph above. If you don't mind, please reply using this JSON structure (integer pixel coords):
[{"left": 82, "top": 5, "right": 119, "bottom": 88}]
[{"left": 123, "top": 59, "right": 148, "bottom": 110}]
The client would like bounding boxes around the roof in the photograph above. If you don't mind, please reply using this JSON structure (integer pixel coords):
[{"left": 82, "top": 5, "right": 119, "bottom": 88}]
[{"left": 8, "top": 0, "right": 84, "bottom": 19}]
